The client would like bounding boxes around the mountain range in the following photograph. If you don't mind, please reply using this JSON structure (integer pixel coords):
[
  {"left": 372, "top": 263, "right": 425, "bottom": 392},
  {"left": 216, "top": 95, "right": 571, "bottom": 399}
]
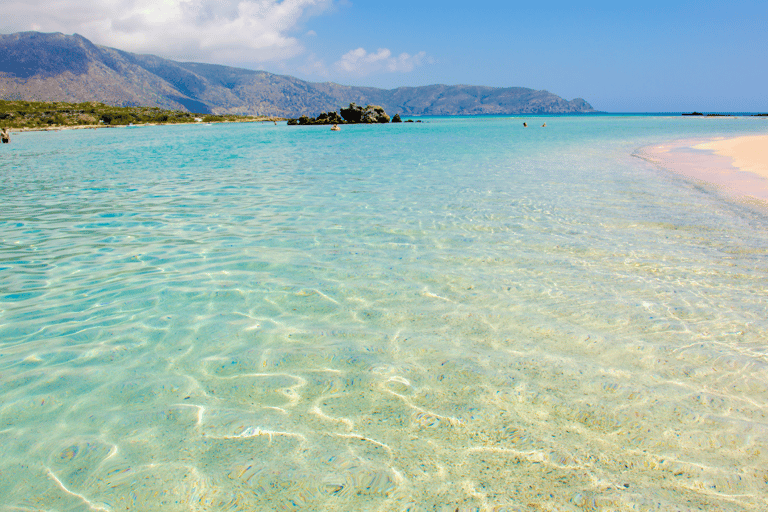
[{"left": 0, "top": 32, "right": 595, "bottom": 117}]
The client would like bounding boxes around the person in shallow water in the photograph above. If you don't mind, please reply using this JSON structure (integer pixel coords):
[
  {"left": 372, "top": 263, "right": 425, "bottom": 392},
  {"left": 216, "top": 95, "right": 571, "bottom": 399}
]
[{"left": 1, "top": 128, "right": 9, "bottom": 143}]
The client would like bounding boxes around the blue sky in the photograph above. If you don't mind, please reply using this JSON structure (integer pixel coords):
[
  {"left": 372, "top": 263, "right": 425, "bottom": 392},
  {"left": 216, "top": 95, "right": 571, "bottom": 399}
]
[{"left": 3, "top": 0, "right": 767, "bottom": 112}]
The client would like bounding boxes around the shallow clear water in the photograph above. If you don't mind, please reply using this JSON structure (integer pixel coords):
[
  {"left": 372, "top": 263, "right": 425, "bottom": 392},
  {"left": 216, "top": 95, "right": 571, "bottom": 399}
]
[{"left": 1, "top": 116, "right": 768, "bottom": 511}]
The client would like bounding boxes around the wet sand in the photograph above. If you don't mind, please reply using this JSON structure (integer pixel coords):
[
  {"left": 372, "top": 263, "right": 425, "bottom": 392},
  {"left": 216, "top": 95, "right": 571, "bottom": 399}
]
[{"left": 640, "top": 134, "right": 768, "bottom": 205}]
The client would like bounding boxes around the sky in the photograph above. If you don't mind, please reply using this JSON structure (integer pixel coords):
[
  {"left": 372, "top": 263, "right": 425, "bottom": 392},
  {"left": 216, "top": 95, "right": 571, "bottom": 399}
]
[{"left": 2, "top": 0, "right": 767, "bottom": 112}]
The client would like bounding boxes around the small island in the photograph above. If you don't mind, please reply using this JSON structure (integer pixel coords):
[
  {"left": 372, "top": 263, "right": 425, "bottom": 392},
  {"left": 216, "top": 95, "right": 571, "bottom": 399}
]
[{"left": 288, "top": 103, "right": 401, "bottom": 126}]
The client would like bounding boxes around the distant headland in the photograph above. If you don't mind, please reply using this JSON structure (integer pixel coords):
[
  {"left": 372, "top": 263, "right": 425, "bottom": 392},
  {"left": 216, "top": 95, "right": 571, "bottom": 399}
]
[{"left": 0, "top": 32, "right": 595, "bottom": 118}]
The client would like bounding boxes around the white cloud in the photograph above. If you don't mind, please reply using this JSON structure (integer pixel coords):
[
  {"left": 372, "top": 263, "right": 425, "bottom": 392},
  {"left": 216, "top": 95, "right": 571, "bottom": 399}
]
[
  {"left": 297, "top": 54, "right": 329, "bottom": 77},
  {"left": 1, "top": 0, "right": 335, "bottom": 64},
  {"left": 335, "top": 47, "right": 428, "bottom": 75}
]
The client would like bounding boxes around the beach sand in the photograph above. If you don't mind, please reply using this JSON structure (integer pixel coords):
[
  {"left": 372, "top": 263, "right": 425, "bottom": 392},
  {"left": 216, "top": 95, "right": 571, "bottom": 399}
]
[{"left": 641, "top": 134, "right": 768, "bottom": 205}]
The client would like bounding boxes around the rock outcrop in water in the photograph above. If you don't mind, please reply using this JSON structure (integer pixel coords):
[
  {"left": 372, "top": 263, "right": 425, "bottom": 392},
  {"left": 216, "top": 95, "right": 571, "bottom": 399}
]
[
  {"left": 288, "top": 104, "right": 393, "bottom": 126},
  {"left": 287, "top": 110, "right": 346, "bottom": 125},
  {"left": 340, "top": 103, "right": 390, "bottom": 124}
]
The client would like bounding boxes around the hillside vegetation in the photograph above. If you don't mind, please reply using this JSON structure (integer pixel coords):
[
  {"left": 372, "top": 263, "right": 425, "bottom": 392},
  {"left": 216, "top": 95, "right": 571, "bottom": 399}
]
[{"left": 0, "top": 100, "right": 274, "bottom": 129}]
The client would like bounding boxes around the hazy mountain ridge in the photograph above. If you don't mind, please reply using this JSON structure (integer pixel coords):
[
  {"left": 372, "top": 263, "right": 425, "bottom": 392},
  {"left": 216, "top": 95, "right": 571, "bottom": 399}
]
[{"left": 0, "top": 32, "right": 595, "bottom": 116}]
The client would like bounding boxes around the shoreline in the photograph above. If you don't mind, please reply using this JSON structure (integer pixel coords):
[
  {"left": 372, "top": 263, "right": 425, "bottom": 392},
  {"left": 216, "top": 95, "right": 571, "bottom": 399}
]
[
  {"left": 638, "top": 134, "right": 768, "bottom": 207},
  {"left": 7, "top": 117, "right": 285, "bottom": 133}
]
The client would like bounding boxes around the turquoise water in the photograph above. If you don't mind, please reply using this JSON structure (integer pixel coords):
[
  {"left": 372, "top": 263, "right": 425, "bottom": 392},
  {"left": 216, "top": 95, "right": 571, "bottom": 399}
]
[{"left": 1, "top": 116, "right": 768, "bottom": 511}]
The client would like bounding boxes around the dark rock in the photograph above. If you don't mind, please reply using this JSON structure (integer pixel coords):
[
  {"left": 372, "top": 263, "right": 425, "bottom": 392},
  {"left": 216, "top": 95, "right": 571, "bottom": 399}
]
[
  {"left": 339, "top": 103, "right": 363, "bottom": 123},
  {"left": 288, "top": 110, "right": 346, "bottom": 126},
  {"left": 315, "top": 111, "right": 345, "bottom": 124},
  {"left": 288, "top": 104, "right": 393, "bottom": 126},
  {"left": 392, "top": 113, "right": 402, "bottom": 123},
  {"left": 340, "top": 103, "right": 390, "bottom": 123}
]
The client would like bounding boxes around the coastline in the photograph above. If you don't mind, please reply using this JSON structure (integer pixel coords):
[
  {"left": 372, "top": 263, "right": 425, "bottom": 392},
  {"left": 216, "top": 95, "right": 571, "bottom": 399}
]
[
  {"left": 7, "top": 117, "right": 284, "bottom": 133},
  {"left": 639, "top": 134, "right": 768, "bottom": 206}
]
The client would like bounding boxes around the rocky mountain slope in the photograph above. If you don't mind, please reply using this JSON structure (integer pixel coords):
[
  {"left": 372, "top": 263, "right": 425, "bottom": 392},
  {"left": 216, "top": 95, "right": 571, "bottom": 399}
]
[{"left": 0, "top": 32, "right": 595, "bottom": 117}]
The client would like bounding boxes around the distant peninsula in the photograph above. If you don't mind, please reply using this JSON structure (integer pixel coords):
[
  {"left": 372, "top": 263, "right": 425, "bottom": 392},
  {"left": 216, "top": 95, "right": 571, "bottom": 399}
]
[{"left": 0, "top": 32, "right": 595, "bottom": 118}]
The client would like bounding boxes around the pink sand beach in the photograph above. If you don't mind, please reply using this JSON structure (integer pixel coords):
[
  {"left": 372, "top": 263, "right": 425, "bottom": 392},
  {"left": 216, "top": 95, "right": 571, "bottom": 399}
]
[{"left": 642, "top": 134, "right": 768, "bottom": 206}]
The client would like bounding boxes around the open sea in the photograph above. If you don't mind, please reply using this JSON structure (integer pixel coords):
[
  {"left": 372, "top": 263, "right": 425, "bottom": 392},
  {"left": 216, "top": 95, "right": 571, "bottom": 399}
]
[{"left": 1, "top": 115, "right": 768, "bottom": 511}]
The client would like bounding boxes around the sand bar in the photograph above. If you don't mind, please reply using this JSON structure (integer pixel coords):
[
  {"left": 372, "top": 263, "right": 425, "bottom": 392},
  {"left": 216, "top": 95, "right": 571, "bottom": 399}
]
[
  {"left": 695, "top": 135, "right": 768, "bottom": 179},
  {"left": 640, "top": 134, "right": 768, "bottom": 205}
]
